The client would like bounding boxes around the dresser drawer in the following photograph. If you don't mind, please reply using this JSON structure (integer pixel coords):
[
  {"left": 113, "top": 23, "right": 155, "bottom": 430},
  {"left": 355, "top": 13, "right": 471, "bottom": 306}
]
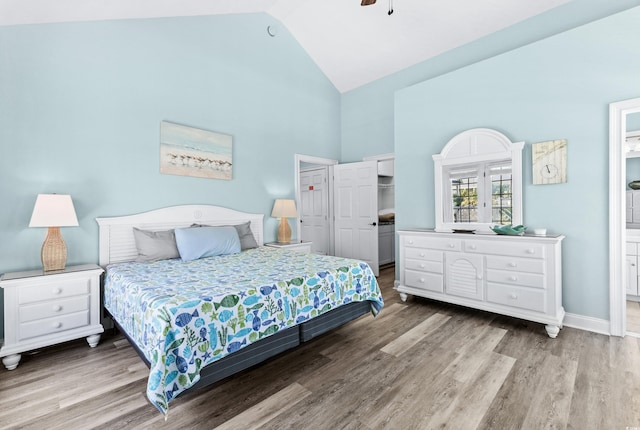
[
  {"left": 19, "top": 296, "right": 90, "bottom": 323},
  {"left": 486, "top": 270, "right": 545, "bottom": 289},
  {"left": 486, "top": 283, "right": 546, "bottom": 313},
  {"left": 486, "top": 256, "right": 545, "bottom": 274},
  {"left": 405, "top": 247, "right": 443, "bottom": 262},
  {"left": 404, "top": 270, "right": 444, "bottom": 293},
  {"left": 405, "top": 259, "right": 442, "bottom": 274},
  {"left": 403, "top": 236, "right": 461, "bottom": 252},
  {"left": 19, "top": 278, "right": 90, "bottom": 305},
  {"left": 19, "top": 311, "right": 90, "bottom": 340},
  {"left": 464, "top": 240, "right": 545, "bottom": 259}
]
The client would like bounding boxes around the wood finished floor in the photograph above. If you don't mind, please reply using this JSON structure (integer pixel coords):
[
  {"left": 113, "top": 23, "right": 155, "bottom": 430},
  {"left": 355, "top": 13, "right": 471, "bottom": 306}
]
[
  {"left": 628, "top": 300, "right": 640, "bottom": 334},
  {"left": 2, "top": 266, "right": 640, "bottom": 429}
]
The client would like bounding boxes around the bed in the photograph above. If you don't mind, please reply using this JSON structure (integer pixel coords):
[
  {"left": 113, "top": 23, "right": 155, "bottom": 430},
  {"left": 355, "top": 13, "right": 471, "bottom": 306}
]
[{"left": 96, "top": 205, "right": 384, "bottom": 416}]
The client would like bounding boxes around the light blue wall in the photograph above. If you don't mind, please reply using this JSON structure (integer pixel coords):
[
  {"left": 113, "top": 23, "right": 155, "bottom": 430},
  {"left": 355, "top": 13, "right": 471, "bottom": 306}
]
[
  {"left": 395, "top": 7, "right": 640, "bottom": 320},
  {"left": 0, "top": 14, "right": 340, "bottom": 336},
  {"left": 340, "top": 0, "right": 640, "bottom": 162}
]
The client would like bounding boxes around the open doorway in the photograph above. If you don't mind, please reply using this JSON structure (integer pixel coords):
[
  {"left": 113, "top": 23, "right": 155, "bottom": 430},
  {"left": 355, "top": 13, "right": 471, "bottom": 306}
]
[
  {"left": 609, "top": 97, "right": 640, "bottom": 337},
  {"left": 624, "top": 111, "right": 640, "bottom": 336}
]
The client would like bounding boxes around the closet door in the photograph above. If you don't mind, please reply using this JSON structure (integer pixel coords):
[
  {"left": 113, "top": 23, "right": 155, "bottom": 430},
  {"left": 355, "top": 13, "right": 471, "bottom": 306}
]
[{"left": 334, "top": 161, "right": 379, "bottom": 275}]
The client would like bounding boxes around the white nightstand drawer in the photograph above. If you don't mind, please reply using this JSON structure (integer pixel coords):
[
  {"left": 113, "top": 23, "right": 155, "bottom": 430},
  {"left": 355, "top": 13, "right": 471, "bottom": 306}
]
[
  {"left": 19, "top": 278, "right": 90, "bottom": 305},
  {"left": 20, "top": 296, "right": 90, "bottom": 323},
  {"left": 487, "top": 283, "right": 546, "bottom": 313},
  {"left": 19, "top": 311, "right": 90, "bottom": 340}
]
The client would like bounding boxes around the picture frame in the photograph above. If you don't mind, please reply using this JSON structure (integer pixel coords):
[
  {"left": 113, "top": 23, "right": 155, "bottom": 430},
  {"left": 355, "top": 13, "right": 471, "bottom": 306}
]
[{"left": 160, "top": 121, "right": 233, "bottom": 180}]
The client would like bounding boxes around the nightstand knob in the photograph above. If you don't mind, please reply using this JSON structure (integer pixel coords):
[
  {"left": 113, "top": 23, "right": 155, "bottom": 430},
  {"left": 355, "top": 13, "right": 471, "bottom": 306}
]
[
  {"left": 509, "top": 276, "right": 518, "bottom": 282},
  {"left": 509, "top": 262, "right": 517, "bottom": 267},
  {"left": 52, "top": 288, "right": 62, "bottom": 295},
  {"left": 419, "top": 263, "right": 425, "bottom": 268},
  {"left": 52, "top": 305, "right": 62, "bottom": 312},
  {"left": 53, "top": 322, "right": 62, "bottom": 329},
  {"left": 526, "top": 249, "right": 535, "bottom": 254},
  {"left": 509, "top": 293, "right": 518, "bottom": 300}
]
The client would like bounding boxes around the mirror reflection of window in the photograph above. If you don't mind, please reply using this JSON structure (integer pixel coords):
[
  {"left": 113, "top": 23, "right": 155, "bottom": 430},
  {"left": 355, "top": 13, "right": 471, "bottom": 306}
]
[{"left": 446, "top": 160, "right": 512, "bottom": 226}]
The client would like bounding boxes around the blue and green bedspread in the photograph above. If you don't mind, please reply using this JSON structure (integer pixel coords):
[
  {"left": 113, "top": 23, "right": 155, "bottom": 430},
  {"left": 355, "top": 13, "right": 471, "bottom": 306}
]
[{"left": 103, "top": 246, "right": 384, "bottom": 415}]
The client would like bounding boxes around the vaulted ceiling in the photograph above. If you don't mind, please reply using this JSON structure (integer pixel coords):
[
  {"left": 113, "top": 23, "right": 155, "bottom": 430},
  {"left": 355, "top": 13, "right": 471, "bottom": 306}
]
[{"left": 0, "top": 0, "right": 630, "bottom": 92}]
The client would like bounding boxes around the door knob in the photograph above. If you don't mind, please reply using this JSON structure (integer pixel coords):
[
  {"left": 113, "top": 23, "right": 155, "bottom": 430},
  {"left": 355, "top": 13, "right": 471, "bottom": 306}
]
[{"left": 369, "top": 222, "right": 377, "bottom": 226}]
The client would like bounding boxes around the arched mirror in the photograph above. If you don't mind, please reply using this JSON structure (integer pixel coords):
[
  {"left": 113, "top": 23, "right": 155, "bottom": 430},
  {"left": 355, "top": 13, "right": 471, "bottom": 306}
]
[{"left": 433, "top": 128, "right": 524, "bottom": 232}]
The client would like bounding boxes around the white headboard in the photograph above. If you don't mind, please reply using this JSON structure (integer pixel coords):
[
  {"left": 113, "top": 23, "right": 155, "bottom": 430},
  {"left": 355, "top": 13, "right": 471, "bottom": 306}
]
[{"left": 96, "top": 205, "right": 264, "bottom": 266}]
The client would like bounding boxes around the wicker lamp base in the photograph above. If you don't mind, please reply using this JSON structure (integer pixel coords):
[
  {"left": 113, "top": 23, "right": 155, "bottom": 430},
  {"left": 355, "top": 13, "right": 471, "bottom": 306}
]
[
  {"left": 277, "top": 217, "right": 291, "bottom": 243},
  {"left": 41, "top": 226, "right": 67, "bottom": 272}
]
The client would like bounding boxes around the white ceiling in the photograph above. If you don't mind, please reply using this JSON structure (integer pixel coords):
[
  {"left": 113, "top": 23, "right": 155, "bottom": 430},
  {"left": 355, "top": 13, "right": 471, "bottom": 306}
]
[{"left": 0, "top": 0, "right": 572, "bottom": 92}]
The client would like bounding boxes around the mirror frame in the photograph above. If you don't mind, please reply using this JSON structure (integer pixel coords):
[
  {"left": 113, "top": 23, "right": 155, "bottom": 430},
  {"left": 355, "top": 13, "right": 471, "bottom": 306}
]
[{"left": 433, "top": 128, "right": 524, "bottom": 232}]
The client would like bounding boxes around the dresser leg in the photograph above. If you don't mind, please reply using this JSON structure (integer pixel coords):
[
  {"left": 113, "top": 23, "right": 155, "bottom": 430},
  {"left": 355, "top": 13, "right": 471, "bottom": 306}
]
[
  {"left": 2, "top": 354, "right": 21, "bottom": 370},
  {"left": 399, "top": 292, "right": 408, "bottom": 302},
  {"left": 545, "top": 324, "right": 560, "bottom": 338},
  {"left": 86, "top": 334, "right": 101, "bottom": 348}
]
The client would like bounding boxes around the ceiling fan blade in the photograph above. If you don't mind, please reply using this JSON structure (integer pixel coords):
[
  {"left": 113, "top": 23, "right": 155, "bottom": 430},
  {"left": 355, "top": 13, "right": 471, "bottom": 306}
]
[{"left": 361, "top": 0, "right": 376, "bottom": 5}]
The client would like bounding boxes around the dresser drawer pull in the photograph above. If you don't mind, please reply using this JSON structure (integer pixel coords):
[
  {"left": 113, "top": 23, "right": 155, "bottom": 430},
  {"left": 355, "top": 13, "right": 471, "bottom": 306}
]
[
  {"left": 408, "top": 239, "right": 414, "bottom": 244},
  {"left": 509, "top": 293, "right": 518, "bottom": 300},
  {"left": 509, "top": 276, "right": 518, "bottom": 281},
  {"left": 526, "top": 249, "right": 535, "bottom": 255},
  {"left": 469, "top": 244, "right": 477, "bottom": 250},
  {"left": 448, "top": 243, "right": 455, "bottom": 248},
  {"left": 52, "top": 305, "right": 62, "bottom": 312},
  {"left": 477, "top": 274, "right": 483, "bottom": 280},
  {"left": 419, "top": 277, "right": 426, "bottom": 283},
  {"left": 508, "top": 262, "right": 517, "bottom": 267},
  {"left": 53, "top": 322, "right": 63, "bottom": 329},
  {"left": 419, "top": 252, "right": 426, "bottom": 257},
  {"left": 419, "top": 263, "right": 426, "bottom": 269},
  {"left": 52, "top": 288, "right": 62, "bottom": 295}
]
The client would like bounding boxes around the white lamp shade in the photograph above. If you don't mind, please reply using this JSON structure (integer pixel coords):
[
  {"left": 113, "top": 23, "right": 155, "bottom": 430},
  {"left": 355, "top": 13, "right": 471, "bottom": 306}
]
[
  {"left": 29, "top": 194, "right": 79, "bottom": 227},
  {"left": 271, "top": 199, "right": 298, "bottom": 218}
]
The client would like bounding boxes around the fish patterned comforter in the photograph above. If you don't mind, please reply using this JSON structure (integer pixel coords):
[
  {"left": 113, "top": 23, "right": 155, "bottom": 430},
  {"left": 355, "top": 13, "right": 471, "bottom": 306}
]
[{"left": 103, "top": 246, "right": 384, "bottom": 415}]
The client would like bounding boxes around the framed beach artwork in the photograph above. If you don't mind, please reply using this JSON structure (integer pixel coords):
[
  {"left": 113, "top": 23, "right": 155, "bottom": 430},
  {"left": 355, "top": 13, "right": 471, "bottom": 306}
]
[{"left": 160, "top": 121, "right": 233, "bottom": 180}]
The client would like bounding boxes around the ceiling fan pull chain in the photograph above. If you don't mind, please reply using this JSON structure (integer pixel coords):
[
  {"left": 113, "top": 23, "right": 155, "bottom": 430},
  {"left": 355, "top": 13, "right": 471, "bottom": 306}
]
[{"left": 388, "top": 0, "right": 394, "bottom": 15}]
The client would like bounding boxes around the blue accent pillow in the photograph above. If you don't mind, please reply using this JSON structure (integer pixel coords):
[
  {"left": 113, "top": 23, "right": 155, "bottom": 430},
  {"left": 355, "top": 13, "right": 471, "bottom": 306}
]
[{"left": 174, "top": 226, "right": 241, "bottom": 261}]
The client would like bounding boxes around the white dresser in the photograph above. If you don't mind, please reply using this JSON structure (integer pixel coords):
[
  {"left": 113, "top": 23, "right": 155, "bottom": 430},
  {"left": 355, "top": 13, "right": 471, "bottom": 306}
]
[
  {"left": 396, "top": 230, "right": 565, "bottom": 338},
  {"left": 0, "top": 264, "right": 104, "bottom": 370}
]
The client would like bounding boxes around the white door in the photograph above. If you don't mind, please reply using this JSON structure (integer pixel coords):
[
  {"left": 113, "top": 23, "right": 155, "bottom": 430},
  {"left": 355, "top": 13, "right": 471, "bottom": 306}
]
[
  {"left": 334, "top": 160, "right": 379, "bottom": 275},
  {"left": 300, "top": 166, "right": 329, "bottom": 255}
]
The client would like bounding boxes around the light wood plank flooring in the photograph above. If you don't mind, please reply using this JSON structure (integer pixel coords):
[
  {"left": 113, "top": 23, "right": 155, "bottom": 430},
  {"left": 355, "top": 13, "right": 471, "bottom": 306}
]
[
  {"left": 2, "top": 266, "right": 640, "bottom": 429},
  {"left": 628, "top": 300, "right": 640, "bottom": 334}
]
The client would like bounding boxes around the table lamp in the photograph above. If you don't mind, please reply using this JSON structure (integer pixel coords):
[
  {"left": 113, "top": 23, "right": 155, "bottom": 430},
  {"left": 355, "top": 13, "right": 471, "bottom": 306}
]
[
  {"left": 29, "top": 194, "right": 79, "bottom": 272},
  {"left": 271, "top": 199, "right": 297, "bottom": 243}
]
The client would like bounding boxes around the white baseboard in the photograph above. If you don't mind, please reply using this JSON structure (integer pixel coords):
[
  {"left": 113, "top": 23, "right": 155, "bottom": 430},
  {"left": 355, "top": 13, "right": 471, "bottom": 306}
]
[{"left": 563, "top": 312, "right": 611, "bottom": 336}]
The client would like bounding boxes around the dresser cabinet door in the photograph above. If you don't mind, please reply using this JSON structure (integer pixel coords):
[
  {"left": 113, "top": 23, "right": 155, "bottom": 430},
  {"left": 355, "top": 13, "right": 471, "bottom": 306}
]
[{"left": 445, "top": 252, "right": 483, "bottom": 300}]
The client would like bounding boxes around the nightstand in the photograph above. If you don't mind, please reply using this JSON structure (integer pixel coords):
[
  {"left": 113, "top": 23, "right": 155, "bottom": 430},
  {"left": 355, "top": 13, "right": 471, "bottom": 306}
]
[
  {"left": 265, "top": 241, "right": 313, "bottom": 254},
  {"left": 0, "top": 264, "right": 104, "bottom": 370}
]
